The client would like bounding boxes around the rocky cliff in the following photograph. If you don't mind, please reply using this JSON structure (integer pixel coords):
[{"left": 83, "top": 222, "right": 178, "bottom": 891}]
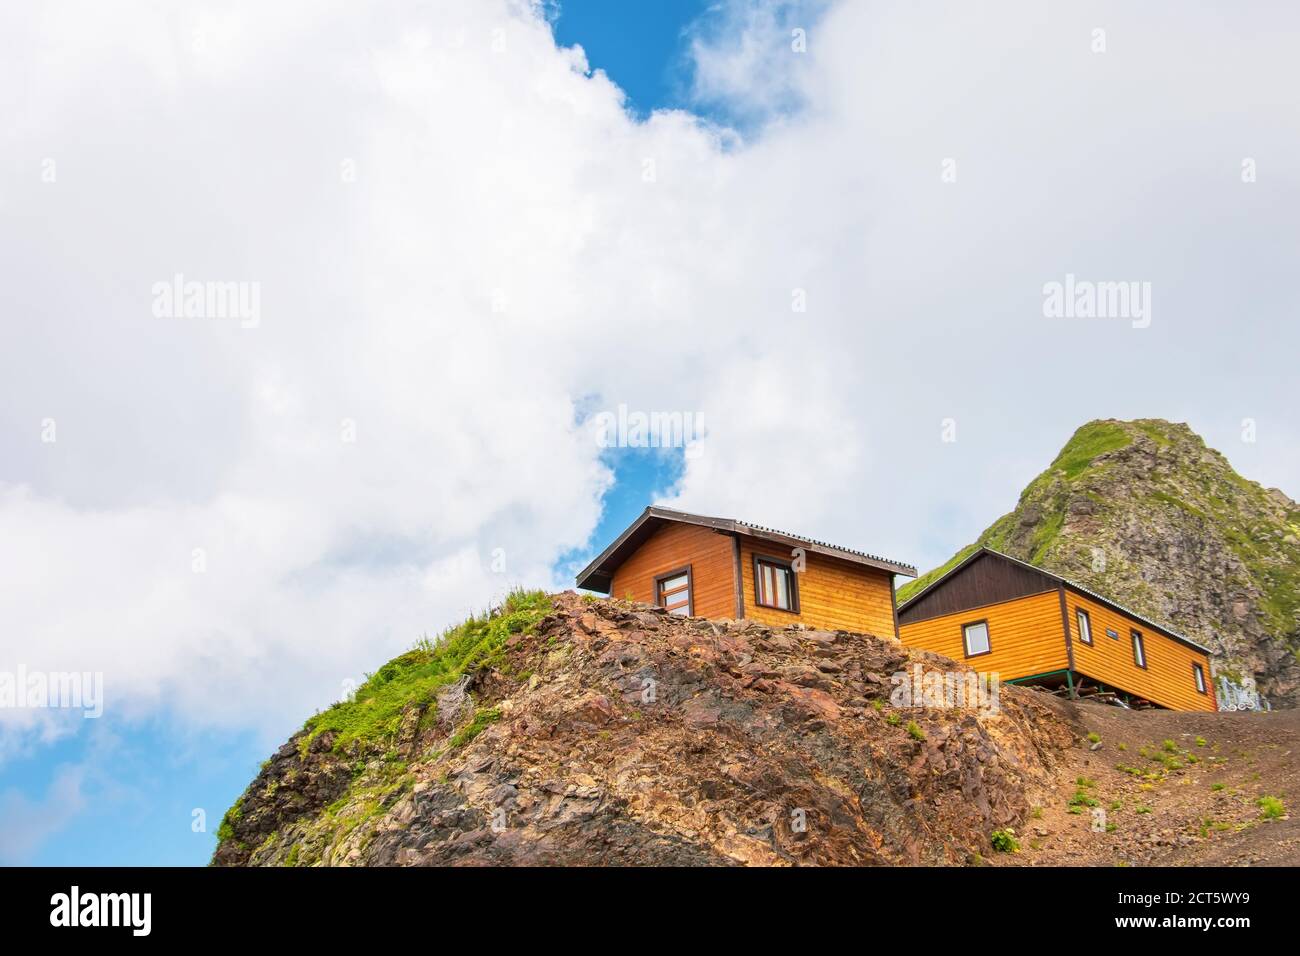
[
  {"left": 899, "top": 419, "right": 1300, "bottom": 705},
  {"left": 211, "top": 591, "right": 1078, "bottom": 866}
]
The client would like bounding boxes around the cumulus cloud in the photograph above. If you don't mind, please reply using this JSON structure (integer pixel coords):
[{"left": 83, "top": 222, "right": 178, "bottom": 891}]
[
  {"left": 669, "top": 0, "right": 1300, "bottom": 557},
  {"left": 1, "top": 0, "right": 1297, "bottom": 769}
]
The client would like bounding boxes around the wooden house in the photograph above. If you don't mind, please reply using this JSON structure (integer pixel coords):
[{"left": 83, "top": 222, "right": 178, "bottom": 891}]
[
  {"left": 575, "top": 507, "right": 916, "bottom": 637},
  {"left": 897, "top": 548, "right": 1216, "bottom": 711}
]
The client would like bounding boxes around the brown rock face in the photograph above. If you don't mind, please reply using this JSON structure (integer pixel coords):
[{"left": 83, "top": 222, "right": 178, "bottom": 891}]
[{"left": 213, "top": 593, "right": 1077, "bottom": 867}]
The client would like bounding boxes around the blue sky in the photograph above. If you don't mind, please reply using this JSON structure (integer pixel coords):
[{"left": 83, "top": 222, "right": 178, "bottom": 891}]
[
  {"left": 551, "top": 0, "right": 710, "bottom": 117},
  {"left": 3, "top": 2, "right": 710, "bottom": 868}
]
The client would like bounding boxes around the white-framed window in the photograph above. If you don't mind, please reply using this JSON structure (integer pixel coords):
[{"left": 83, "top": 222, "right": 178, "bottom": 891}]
[
  {"left": 1076, "top": 608, "right": 1092, "bottom": 645},
  {"left": 1131, "top": 630, "right": 1147, "bottom": 669},
  {"left": 1193, "top": 662, "right": 1207, "bottom": 694},
  {"left": 656, "top": 567, "right": 692, "bottom": 616},
  {"left": 962, "top": 620, "right": 991, "bottom": 657}
]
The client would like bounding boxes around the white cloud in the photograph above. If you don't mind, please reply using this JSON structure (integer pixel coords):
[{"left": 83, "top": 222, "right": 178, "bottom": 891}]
[
  {"left": 685, "top": 0, "right": 829, "bottom": 122},
  {"left": 670, "top": 0, "right": 1300, "bottom": 563},
  {"left": 1, "top": 0, "right": 1297, "bottom": 765}
]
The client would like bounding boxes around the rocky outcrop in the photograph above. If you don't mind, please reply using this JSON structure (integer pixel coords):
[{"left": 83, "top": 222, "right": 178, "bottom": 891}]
[
  {"left": 901, "top": 419, "right": 1300, "bottom": 705},
  {"left": 212, "top": 593, "right": 1078, "bottom": 866}
]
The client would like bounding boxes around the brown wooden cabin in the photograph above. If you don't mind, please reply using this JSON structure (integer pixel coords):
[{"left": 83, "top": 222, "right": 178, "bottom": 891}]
[
  {"left": 897, "top": 548, "right": 1217, "bottom": 712},
  {"left": 575, "top": 507, "right": 917, "bottom": 637}
]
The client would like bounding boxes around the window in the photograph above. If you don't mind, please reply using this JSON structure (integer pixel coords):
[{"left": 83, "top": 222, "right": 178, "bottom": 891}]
[
  {"left": 655, "top": 567, "right": 692, "bottom": 616},
  {"left": 1076, "top": 608, "right": 1092, "bottom": 645},
  {"left": 962, "top": 620, "right": 991, "bottom": 658},
  {"left": 1105, "top": 628, "right": 1119, "bottom": 640},
  {"left": 1193, "top": 662, "right": 1207, "bottom": 694},
  {"left": 1131, "top": 630, "right": 1147, "bottom": 669},
  {"left": 753, "top": 555, "right": 799, "bottom": 612}
]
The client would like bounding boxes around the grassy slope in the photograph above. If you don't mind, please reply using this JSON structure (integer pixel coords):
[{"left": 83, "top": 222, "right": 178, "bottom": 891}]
[
  {"left": 216, "top": 588, "right": 554, "bottom": 846},
  {"left": 304, "top": 587, "right": 552, "bottom": 751}
]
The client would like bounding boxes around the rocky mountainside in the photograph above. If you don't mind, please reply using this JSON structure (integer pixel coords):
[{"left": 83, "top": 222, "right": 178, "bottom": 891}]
[
  {"left": 899, "top": 419, "right": 1300, "bottom": 705},
  {"left": 212, "top": 591, "right": 1081, "bottom": 866}
]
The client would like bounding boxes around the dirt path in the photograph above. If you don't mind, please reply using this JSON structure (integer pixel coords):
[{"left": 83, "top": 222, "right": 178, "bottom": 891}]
[{"left": 993, "top": 697, "right": 1300, "bottom": 866}]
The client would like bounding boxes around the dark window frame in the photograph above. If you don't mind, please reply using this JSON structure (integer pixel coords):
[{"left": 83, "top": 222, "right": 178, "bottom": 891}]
[
  {"left": 961, "top": 618, "right": 992, "bottom": 659},
  {"left": 655, "top": 565, "right": 693, "bottom": 617},
  {"left": 1131, "top": 629, "right": 1147, "bottom": 669},
  {"left": 1076, "top": 607, "right": 1093, "bottom": 646},
  {"left": 752, "top": 552, "right": 800, "bottom": 614},
  {"left": 1192, "top": 661, "right": 1208, "bottom": 695}
]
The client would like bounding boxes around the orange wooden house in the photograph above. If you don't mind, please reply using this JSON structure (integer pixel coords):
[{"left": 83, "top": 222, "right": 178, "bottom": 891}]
[
  {"left": 897, "top": 548, "right": 1216, "bottom": 712},
  {"left": 575, "top": 507, "right": 917, "bottom": 637}
]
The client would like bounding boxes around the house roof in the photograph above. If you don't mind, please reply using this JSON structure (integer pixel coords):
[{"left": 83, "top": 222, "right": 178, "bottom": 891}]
[
  {"left": 575, "top": 506, "right": 917, "bottom": 594},
  {"left": 897, "top": 547, "right": 1214, "bottom": 655}
]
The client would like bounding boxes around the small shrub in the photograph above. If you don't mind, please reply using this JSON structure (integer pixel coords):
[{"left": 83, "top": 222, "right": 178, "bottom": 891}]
[
  {"left": 1195, "top": 736, "right": 1207, "bottom": 747},
  {"left": 216, "top": 798, "right": 244, "bottom": 843},
  {"left": 1162, "top": 739, "right": 1178, "bottom": 753},
  {"left": 1086, "top": 731, "right": 1101, "bottom": 744},
  {"left": 1257, "top": 796, "right": 1286, "bottom": 820},
  {"left": 885, "top": 712, "right": 902, "bottom": 726},
  {"left": 449, "top": 706, "right": 502, "bottom": 749},
  {"left": 905, "top": 720, "right": 927, "bottom": 741},
  {"left": 1210, "top": 782, "right": 1226, "bottom": 792},
  {"left": 990, "top": 829, "right": 1019, "bottom": 853}
]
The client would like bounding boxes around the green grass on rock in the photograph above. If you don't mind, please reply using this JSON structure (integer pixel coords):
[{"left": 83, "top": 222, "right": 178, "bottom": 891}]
[{"left": 303, "top": 588, "right": 552, "bottom": 753}]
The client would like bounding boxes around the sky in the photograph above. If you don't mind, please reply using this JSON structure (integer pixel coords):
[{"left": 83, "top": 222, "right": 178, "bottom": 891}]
[{"left": 1, "top": 0, "right": 1296, "bottom": 865}]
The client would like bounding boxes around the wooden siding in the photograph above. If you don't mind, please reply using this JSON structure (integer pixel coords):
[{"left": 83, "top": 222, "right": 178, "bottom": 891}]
[
  {"left": 738, "top": 535, "right": 896, "bottom": 636},
  {"left": 899, "top": 551, "right": 1054, "bottom": 624},
  {"left": 609, "top": 522, "right": 735, "bottom": 619},
  {"left": 898, "top": 590, "right": 1067, "bottom": 680},
  {"left": 1066, "top": 589, "right": 1216, "bottom": 712}
]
